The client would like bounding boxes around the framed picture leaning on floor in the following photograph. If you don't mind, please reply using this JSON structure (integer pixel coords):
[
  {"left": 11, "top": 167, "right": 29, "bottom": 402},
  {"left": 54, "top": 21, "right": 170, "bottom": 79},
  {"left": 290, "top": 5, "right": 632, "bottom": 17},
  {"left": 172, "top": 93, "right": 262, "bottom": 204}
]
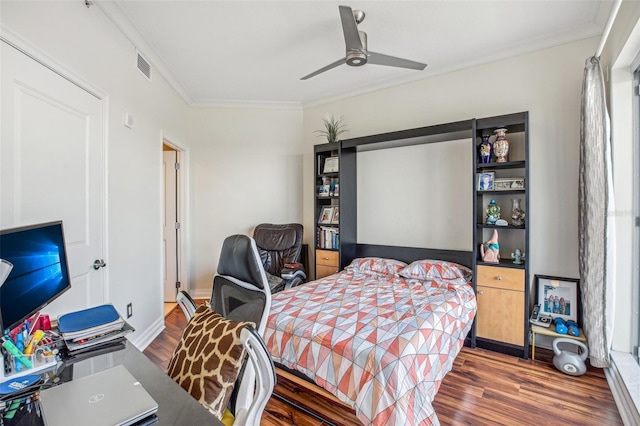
[{"left": 535, "top": 275, "right": 580, "bottom": 325}]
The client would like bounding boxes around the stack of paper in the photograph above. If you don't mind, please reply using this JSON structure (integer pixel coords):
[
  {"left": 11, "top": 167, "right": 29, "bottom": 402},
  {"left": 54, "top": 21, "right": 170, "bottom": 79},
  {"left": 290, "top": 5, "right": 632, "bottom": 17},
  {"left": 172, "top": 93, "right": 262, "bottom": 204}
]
[{"left": 58, "top": 304, "right": 134, "bottom": 353}]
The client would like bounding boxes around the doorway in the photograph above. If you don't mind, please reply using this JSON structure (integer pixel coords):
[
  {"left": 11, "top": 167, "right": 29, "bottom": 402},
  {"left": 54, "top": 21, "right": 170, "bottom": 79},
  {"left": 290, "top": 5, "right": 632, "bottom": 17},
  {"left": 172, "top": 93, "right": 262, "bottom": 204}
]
[{"left": 162, "top": 143, "right": 182, "bottom": 305}]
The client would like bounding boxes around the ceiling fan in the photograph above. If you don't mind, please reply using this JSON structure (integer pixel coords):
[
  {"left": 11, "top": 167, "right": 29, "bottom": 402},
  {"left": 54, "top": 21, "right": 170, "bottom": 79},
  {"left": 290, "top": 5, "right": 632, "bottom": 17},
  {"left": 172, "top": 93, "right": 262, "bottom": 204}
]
[{"left": 301, "top": 5, "right": 427, "bottom": 80}]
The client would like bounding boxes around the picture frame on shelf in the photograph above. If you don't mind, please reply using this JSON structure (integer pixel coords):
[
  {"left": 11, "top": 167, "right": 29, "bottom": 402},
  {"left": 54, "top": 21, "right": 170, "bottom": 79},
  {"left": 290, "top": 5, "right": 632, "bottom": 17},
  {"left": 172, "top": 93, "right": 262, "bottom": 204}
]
[
  {"left": 477, "top": 172, "right": 494, "bottom": 191},
  {"left": 330, "top": 206, "right": 340, "bottom": 224},
  {"left": 535, "top": 275, "right": 580, "bottom": 324},
  {"left": 329, "top": 180, "right": 338, "bottom": 196},
  {"left": 494, "top": 177, "right": 525, "bottom": 191},
  {"left": 317, "top": 185, "right": 330, "bottom": 197},
  {"left": 318, "top": 206, "right": 334, "bottom": 224},
  {"left": 323, "top": 157, "right": 339, "bottom": 173}
]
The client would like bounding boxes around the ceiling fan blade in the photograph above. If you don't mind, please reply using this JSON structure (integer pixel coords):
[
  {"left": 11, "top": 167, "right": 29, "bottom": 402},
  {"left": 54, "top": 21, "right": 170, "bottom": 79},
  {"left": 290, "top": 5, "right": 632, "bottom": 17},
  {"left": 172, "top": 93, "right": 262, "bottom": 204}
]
[
  {"left": 368, "top": 51, "right": 427, "bottom": 71},
  {"left": 339, "top": 5, "right": 363, "bottom": 52},
  {"left": 300, "top": 58, "right": 345, "bottom": 80}
]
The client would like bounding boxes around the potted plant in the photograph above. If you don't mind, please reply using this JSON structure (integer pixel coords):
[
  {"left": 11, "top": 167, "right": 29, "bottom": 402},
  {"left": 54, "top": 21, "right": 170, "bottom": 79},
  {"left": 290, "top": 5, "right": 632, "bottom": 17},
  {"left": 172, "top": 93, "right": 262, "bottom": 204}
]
[{"left": 315, "top": 115, "right": 347, "bottom": 143}]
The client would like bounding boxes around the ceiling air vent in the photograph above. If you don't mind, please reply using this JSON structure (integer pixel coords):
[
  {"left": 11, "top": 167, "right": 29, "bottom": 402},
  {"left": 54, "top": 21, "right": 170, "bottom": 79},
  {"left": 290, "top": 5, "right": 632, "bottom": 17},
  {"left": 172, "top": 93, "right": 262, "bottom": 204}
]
[{"left": 136, "top": 50, "right": 152, "bottom": 81}]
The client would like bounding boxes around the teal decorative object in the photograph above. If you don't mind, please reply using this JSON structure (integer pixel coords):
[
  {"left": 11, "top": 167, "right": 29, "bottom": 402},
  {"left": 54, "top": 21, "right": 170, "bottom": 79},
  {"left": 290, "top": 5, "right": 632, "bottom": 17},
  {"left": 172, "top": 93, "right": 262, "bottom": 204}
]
[
  {"left": 485, "top": 200, "right": 500, "bottom": 224},
  {"left": 510, "top": 248, "right": 525, "bottom": 264}
]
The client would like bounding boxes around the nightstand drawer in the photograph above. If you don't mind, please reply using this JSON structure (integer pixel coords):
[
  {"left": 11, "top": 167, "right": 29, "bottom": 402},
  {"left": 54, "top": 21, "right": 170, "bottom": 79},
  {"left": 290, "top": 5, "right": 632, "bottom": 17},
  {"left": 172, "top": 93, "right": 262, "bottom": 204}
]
[
  {"left": 316, "top": 249, "right": 339, "bottom": 267},
  {"left": 476, "top": 265, "right": 524, "bottom": 291},
  {"left": 316, "top": 264, "right": 339, "bottom": 279}
]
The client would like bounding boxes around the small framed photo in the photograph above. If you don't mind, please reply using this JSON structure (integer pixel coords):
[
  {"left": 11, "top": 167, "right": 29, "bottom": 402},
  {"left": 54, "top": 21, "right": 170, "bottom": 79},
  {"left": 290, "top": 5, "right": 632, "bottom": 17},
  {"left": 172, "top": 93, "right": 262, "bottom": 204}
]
[
  {"left": 494, "top": 177, "right": 525, "bottom": 191},
  {"left": 477, "top": 172, "right": 494, "bottom": 191},
  {"left": 535, "top": 275, "right": 581, "bottom": 324},
  {"left": 323, "top": 157, "right": 339, "bottom": 173},
  {"left": 318, "top": 206, "right": 334, "bottom": 224},
  {"left": 330, "top": 206, "right": 340, "bottom": 224},
  {"left": 317, "top": 185, "right": 330, "bottom": 197}
]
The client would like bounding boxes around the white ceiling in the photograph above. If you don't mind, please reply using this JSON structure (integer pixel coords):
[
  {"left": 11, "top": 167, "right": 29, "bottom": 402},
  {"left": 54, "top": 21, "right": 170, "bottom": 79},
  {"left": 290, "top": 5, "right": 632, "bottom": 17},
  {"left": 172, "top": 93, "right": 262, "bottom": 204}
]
[{"left": 100, "top": 1, "right": 613, "bottom": 108}]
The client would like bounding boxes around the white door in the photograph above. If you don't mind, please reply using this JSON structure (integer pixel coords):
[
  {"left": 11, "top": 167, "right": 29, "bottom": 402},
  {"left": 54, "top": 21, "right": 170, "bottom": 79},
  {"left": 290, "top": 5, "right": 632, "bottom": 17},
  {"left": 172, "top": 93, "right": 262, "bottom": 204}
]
[
  {"left": 0, "top": 41, "right": 105, "bottom": 317},
  {"left": 163, "top": 149, "right": 178, "bottom": 302}
]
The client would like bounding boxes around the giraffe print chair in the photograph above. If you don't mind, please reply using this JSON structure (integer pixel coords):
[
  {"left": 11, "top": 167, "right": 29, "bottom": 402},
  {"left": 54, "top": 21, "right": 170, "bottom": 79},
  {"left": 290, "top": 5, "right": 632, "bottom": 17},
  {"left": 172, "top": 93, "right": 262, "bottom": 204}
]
[{"left": 170, "top": 234, "right": 274, "bottom": 426}]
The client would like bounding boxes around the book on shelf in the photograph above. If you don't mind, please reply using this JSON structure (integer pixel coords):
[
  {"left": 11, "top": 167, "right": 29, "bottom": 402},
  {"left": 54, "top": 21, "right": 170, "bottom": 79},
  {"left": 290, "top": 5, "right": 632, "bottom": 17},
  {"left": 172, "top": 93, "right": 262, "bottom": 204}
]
[{"left": 317, "top": 226, "right": 339, "bottom": 250}]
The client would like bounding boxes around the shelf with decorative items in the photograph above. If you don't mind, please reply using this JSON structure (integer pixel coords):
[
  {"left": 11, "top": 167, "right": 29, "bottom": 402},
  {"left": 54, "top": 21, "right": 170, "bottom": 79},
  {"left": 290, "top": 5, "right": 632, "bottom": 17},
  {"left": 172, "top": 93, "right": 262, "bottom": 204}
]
[
  {"left": 472, "top": 112, "right": 530, "bottom": 358},
  {"left": 314, "top": 143, "right": 341, "bottom": 279}
]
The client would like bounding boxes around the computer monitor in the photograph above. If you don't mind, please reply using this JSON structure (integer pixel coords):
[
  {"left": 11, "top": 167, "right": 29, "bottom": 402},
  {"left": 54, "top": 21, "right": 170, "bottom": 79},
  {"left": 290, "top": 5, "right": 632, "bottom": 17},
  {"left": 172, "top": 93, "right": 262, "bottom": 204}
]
[{"left": 0, "top": 221, "right": 72, "bottom": 332}]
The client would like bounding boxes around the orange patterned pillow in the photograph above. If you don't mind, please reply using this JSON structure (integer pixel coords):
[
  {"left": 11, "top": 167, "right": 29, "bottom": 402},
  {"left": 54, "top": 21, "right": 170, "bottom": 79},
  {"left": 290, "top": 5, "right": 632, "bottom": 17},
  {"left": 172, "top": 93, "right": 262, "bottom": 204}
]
[
  {"left": 346, "top": 257, "right": 407, "bottom": 276},
  {"left": 399, "top": 259, "right": 472, "bottom": 282},
  {"left": 167, "top": 305, "right": 254, "bottom": 420}
]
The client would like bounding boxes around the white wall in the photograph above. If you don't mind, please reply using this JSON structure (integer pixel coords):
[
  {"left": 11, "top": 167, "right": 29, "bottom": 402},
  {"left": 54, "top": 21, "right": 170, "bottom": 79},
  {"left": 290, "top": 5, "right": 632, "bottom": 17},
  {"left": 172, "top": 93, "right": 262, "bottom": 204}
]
[
  {"left": 188, "top": 108, "right": 304, "bottom": 298},
  {"left": 304, "top": 37, "right": 598, "bottom": 306},
  {"left": 357, "top": 140, "right": 472, "bottom": 250},
  {"left": 1, "top": 1, "right": 191, "bottom": 347}
]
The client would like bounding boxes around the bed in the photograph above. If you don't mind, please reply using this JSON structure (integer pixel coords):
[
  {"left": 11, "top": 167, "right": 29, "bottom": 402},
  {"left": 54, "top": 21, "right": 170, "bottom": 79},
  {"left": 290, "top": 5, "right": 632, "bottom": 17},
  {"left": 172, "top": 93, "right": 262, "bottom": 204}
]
[{"left": 263, "top": 245, "right": 477, "bottom": 426}]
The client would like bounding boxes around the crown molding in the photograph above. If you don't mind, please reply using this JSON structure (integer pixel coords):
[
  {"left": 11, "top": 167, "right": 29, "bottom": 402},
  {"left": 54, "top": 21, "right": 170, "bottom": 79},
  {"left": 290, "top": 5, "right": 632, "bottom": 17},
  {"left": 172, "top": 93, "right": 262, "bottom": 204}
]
[
  {"left": 190, "top": 99, "right": 302, "bottom": 110},
  {"left": 0, "top": 24, "right": 108, "bottom": 100},
  {"left": 94, "top": 0, "right": 193, "bottom": 105},
  {"left": 302, "top": 24, "right": 603, "bottom": 109},
  {"left": 95, "top": 1, "right": 303, "bottom": 111},
  {"left": 92, "top": 1, "right": 604, "bottom": 110}
]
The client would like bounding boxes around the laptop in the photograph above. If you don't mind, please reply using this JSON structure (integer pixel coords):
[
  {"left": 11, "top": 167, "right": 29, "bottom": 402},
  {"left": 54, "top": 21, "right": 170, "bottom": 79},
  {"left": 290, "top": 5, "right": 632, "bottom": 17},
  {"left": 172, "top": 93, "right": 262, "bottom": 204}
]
[{"left": 39, "top": 364, "right": 158, "bottom": 426}]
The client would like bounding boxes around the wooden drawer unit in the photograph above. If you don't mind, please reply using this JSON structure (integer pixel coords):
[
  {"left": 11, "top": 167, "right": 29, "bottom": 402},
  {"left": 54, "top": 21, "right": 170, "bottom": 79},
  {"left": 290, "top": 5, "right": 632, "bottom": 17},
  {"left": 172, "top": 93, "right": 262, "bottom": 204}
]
[
  {"left": 476, "top": 266, "right": 524, "bottom": 291},
  {"left": 315, "top": 249, "right": 339, "bottom": 279},
  {"left": 476, "top": 265, "right": 525, "bottom": 346},
  {"left": 476, "top": 285, "right": 525, "bottom": 346}
]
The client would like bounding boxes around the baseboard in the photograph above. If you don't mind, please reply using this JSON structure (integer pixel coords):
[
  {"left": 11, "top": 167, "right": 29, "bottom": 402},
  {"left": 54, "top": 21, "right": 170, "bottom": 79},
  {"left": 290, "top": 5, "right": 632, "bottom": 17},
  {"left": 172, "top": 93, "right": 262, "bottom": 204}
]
[
  {"left": 128, "top": 315, "right": 165, "bottom": 351},
  {"left": 606, "top": 351, "right": 640, "bottom": 426},
  {"left": 192, "top": 288, "right": 211, "bottom": 299}
]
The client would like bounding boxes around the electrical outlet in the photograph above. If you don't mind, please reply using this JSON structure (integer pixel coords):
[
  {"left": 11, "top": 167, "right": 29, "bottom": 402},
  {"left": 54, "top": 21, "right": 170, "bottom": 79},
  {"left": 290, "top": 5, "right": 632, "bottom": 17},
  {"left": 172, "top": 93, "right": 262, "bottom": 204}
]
[{"left": 127, "top": 303, "right": 133, "bottom": 319}]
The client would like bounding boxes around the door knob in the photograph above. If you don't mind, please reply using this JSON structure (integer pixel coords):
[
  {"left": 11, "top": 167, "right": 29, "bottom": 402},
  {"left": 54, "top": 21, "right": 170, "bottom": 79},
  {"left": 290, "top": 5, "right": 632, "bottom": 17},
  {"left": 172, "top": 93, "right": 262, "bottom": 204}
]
[
  {"left": 478, "top": 290, "right": 484, "bottom": 295},
  {"left": 93, "top": 259, "right": 106, "bottom": 270}
]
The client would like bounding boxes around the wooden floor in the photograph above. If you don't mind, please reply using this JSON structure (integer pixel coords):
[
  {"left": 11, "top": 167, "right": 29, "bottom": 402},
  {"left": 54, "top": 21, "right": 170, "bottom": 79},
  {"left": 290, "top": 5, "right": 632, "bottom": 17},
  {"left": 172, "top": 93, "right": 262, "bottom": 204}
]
[{"left": 144, "top": 306, "right": 623, "bottom": 426}]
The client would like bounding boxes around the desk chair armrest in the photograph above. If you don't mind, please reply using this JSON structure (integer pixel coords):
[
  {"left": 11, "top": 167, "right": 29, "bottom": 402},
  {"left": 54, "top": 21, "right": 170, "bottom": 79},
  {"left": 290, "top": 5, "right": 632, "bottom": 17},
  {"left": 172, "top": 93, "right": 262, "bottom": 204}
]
[
  {"left": 233, "top": 327, "right": 276, "bottom": 426},
  {"left": 176, "top": 290, "right": 197, "bottom": 322}
]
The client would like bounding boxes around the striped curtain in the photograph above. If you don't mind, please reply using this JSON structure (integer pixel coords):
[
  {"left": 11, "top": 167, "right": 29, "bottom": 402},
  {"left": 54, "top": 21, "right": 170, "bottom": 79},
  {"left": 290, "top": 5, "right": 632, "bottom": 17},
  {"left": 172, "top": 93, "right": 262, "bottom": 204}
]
[{"left": 579, "top": 56, "right": 616, "bottom": 368}]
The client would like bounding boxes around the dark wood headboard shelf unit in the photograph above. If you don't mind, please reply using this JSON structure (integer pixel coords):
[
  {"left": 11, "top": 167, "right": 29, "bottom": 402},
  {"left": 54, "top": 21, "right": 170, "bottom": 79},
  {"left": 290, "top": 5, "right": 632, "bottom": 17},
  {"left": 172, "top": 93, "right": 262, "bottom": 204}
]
[
  {"left": 341, "top": 119, "right": 473, "bottom": 152},
  {"left": 356, "top": 244, "right": 473, "bottom": 269},
  {"left": 314, "top": 111, "right": 530, "bottom": 358},
  {"left": 336, "top": 119, "right": 474, "bottom": 272}
]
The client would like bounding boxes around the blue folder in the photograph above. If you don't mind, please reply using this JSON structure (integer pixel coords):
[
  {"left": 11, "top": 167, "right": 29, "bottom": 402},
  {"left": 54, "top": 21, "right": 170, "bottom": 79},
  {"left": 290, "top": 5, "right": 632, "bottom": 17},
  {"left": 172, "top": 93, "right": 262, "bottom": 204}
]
[{"left": 58, "top": 304, "right": 121, "bottom": 334}]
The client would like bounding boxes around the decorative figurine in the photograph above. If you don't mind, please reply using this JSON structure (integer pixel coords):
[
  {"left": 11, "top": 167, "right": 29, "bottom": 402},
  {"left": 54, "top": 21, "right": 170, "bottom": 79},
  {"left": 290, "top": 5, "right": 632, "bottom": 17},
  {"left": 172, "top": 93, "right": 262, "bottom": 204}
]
[
  {"left": 493, "top": 128, "right": 510, "bottom": 162},
  {"left": 480, "top": 229, "right": 500, "bottom": 263},
  {"left": 478, "top": 135, "right": 492, "bottom": 164},
  {"left": 485, "top": 199, "right": 501, "bottom": 224},
  {"left": 511, "top": 249, "right": 525, "bottom": 264},
  {"left": 511, "top": 198, "right": 525, "bottom": 226}
]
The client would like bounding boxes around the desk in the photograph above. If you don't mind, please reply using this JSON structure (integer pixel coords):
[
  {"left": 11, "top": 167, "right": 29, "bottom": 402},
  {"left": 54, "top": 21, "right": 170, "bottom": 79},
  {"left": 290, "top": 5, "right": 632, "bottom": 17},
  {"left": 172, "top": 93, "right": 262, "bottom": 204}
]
[
  {"left": 530, "top": 324, "right": 586, "bottom": 360},
  {"left": 1, "top": 341, "right": 222, "bottom": 425}
]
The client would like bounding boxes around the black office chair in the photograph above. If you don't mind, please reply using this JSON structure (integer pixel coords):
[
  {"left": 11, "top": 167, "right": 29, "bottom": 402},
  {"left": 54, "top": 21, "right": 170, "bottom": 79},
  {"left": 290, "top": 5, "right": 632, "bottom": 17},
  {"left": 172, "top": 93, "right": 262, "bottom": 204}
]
[
  {"left": 174, "top": 234, "right": 274, "bottom": 426},
  {"left": 252, "top": 223, "right": 306, "bottom": 293}
]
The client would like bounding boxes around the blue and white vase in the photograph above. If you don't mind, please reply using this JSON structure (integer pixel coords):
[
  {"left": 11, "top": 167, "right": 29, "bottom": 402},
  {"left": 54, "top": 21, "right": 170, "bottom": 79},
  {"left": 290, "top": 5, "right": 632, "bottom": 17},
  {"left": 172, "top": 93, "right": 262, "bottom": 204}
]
[{"left": 478, "top": 135, "right": 492, "bottom": 164}]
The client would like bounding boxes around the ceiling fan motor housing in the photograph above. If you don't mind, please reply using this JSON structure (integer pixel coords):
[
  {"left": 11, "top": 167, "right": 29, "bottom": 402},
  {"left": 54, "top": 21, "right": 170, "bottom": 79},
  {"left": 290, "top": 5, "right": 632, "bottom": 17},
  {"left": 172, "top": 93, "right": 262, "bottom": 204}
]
[
  {"left": 346, "top": 50, "right": 367, "bottom": 66},
  {"left": 346, "top": 31, "right": 368, "bottom": 67}
]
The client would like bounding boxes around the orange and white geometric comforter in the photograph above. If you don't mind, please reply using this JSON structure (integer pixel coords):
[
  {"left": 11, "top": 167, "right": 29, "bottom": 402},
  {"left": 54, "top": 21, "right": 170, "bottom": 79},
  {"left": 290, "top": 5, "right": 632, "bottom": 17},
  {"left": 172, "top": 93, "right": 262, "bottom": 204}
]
[{"left": 264, "top": 268, "right": 476, "bottom": 426}]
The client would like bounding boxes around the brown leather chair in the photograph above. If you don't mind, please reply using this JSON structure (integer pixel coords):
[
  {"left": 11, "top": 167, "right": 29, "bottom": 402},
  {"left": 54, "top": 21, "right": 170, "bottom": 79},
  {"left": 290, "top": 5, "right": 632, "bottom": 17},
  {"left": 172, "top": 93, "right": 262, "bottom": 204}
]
[{"left": 252, "top": 223, "right": 306, "bottom": 293}]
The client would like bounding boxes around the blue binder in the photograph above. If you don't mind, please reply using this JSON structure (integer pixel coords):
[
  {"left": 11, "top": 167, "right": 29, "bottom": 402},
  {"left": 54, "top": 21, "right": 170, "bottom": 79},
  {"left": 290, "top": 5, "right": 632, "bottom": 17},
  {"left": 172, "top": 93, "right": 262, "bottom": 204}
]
[{"left": 58, "top": 304, "right": 121, "bottom": 334}]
